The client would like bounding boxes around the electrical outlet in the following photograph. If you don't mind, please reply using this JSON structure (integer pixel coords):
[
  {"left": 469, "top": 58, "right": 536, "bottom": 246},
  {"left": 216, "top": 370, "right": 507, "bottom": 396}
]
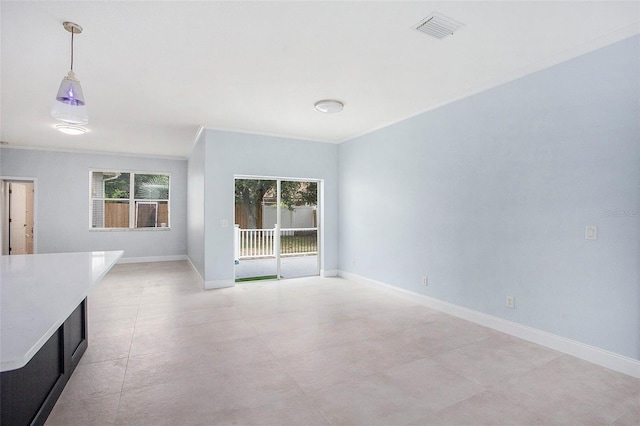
[
  {"left": 506, "top": 296, "right": 515, "bottom": 309},
  {"left": 422, "top": 276, "right": 428, "bottom": 286}
]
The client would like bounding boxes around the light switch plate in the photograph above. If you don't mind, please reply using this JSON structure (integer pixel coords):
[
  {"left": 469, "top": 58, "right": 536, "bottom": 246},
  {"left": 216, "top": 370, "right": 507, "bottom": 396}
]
[
  {"left": 220, "top": 219, "right": 229, "bottom": 228},
  {"left": 506, "top": 296, "right": 515, "bottom": 309},
  {"left": 585, "top": 225, "right": 597, "bottom": 240}
]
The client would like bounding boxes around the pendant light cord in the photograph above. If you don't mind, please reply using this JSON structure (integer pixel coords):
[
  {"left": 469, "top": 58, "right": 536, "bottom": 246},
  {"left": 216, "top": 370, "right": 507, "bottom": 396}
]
[{"left": 70, "top": 30, "right": 74, "bottom": 71}]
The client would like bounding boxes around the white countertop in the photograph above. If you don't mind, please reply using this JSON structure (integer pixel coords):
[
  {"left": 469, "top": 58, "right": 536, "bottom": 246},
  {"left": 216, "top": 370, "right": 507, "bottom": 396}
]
[{"left": 0, "top": 251, "right": 123, "bottom": 372}]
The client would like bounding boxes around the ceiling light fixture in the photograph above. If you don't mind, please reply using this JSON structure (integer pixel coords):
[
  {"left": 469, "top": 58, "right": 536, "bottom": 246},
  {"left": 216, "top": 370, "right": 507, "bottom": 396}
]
[
  {"left": 51, "top": 21, "right": 88, "bottom": 126},
  {"left": 314, "top": 100, "right": 344, "bottom": 114},
  {"left": 55, "top": 124, "right": 87, "bottom": 135}
]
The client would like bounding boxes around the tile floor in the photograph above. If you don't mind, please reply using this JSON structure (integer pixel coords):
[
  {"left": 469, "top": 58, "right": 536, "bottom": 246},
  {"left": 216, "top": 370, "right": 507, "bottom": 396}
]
[{"left": 46, "top": 261, "right": 640, "bottom": 425}]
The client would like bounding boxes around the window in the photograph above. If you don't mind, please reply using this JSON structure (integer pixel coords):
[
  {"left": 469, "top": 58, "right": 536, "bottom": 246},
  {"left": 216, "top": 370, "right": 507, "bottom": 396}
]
[{"left": 90, "top": 171, "right": 170, "bottom": 229}]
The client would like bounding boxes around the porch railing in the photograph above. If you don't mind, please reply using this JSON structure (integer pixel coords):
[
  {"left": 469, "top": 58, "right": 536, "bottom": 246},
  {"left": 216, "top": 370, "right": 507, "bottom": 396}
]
[
  {"left": 235, "top": 226, "right": 318, "bottom": 260},
  {"left": 237, "top": 228, "right": 275, "bottom": 259}
]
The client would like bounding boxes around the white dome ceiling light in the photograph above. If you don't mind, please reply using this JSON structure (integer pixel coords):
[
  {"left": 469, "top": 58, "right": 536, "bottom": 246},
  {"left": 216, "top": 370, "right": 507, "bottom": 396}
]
[{"left": 314, "top": 100, "right": 344, "bottom": 114}]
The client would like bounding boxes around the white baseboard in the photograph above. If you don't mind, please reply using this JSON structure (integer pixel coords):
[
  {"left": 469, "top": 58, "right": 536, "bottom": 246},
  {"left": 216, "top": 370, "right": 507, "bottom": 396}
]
[
  {"left": 185, "top": 257, "right": 235, "bottom": 290},
  {"left": 338, "top": 270, "right": 640, "bottom": 378},
  {"left": 204, "top": 279, "right": 235, "bottom": 290},
  {"left": 321, "top": 269, "right": 338, "bottom": 277},
  {"left": 186, "top": 256, "right": 204, "bottom": 282},
  {"left": 118, "top": 255, "right": 187, "bottom": 264}
]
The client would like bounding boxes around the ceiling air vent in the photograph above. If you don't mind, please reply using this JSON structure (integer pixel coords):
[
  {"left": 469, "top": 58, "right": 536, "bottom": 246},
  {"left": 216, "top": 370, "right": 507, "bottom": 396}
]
[{"left": 415, "top": 12, "right": 464, "bottom": 39}]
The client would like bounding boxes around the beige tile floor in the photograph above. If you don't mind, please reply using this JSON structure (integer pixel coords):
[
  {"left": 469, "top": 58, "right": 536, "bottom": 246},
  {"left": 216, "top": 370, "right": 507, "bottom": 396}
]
[{"left": 46, "top": 261, "right": 640, "bottom": 426}]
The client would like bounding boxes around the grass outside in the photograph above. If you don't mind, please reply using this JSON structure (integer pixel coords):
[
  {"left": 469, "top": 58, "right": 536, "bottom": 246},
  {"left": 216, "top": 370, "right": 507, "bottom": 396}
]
[{"left": 235, "top": 275, "right": 278, "bottom": 282}]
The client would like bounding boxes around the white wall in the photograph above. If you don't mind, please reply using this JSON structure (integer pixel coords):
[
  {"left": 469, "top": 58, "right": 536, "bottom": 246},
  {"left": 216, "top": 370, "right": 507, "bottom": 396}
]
[
  {"left": 338, "top": 36, "right": 640, "bottom": 360},
  {"left": 202, "top": 130, "right": 338, "bottom": 286},
  {"left": 0, "top": 148, "right": 188, "bottom": 259},
  {"left": 187, "top": 131, "right": 206, "bottom": 276}
]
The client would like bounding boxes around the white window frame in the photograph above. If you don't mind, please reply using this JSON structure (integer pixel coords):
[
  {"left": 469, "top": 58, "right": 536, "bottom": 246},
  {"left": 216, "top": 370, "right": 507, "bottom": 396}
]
[{"left": 89, "top": 169, "right": 171, "bottom": 231}]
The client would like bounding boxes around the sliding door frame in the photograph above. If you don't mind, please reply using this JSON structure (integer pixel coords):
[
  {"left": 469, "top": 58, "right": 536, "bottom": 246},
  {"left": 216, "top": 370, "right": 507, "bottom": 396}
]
[{"left": 234, "top": 174, "right": 322, "bottom": 280}]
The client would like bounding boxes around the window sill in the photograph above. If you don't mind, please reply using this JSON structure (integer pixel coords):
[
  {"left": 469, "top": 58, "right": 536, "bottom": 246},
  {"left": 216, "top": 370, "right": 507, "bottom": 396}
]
[{"left": 89, "top": 227, "right": 171, "bottom": 232}]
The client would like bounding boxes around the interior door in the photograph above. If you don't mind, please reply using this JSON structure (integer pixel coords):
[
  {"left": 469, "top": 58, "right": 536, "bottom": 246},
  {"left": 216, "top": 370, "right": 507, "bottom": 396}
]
[
  {"left": 25, "top": 182, "right": 34, "bottom": 253},
  {"left": 9, "top": 182, "right": 28, "bottom": 255}
]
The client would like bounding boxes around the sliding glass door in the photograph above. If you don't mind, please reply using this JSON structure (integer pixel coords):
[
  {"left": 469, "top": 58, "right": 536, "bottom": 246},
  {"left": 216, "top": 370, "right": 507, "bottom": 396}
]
[
  {"left": 234, "top": 179, "right": 278, "bottom": 282},
  {"left": 278, "top": 180, "right": 318, "bottom": 278},
  {"left": 234, "top": 177, "right": 319, "bottom": 282}
]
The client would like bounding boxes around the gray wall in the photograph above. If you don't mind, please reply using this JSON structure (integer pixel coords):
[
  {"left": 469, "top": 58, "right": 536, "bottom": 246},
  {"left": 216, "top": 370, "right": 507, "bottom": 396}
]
[
  {"left": 338, "top": 36, "right": 640, "bottom": 360},
  {"left": 1, "top": 148, "right": 188, "bottom": 259},
  {"left": 187, "top": 132, "right": 206, "bottom": 277},
  {"left": 202, "top": 129, "right": 338, "bottom": 283}
]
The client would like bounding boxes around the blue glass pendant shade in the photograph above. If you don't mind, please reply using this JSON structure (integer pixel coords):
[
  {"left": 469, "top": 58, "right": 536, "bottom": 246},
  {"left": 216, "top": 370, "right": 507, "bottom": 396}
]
[
  {"left": 52, "top": 70, "right": 88, "bottom": 125},
  {"left": 55, "top": 71, "right": 85, "bottom": 105}
]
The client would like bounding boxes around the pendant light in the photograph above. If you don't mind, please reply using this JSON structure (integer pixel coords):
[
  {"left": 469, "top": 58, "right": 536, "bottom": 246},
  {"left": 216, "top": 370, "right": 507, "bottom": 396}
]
[{"left": 51, "top": 21, "right": 88, "bottom": 126}]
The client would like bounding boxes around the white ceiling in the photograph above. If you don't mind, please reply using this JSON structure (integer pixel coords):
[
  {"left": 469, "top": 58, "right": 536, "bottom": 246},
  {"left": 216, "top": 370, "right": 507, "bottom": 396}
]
[{"left": 1, "top": 1, "right": 638, "bottom": 159}]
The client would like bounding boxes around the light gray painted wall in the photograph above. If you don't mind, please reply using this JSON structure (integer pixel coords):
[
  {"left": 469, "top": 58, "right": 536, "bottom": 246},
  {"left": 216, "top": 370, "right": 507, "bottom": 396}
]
[
  {"left": 203, "top": 130, "right": 338, "bottom": 282},
  {"left": 338, "top": 36, "right": 640, "bottom": 359},
  {"left": 1, "top": 148, "right": 188, "bottom": 258},
  {"left": 187, "top": 132, "right": 206, "bottom": 277}
]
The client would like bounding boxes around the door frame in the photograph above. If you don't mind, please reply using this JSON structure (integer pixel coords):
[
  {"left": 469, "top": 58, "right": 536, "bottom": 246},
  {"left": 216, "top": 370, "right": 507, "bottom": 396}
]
[
  {"left": 1, "top": 176, "right": 38, "bottom": 255},
  {"left": 234, "top": 174, "right": 322, "bottom": 280}
]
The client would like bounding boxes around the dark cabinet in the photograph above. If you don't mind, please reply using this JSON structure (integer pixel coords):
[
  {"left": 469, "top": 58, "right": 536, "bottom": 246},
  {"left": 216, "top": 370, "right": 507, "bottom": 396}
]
[{"left": 1, "top": 299, "right": 87, "bottom": 426}]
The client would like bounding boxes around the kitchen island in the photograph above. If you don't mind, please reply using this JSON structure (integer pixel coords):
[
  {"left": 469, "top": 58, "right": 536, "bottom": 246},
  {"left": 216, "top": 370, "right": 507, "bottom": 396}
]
[{"left": 1, "top": 250, "right": 123, "bottom": 425}]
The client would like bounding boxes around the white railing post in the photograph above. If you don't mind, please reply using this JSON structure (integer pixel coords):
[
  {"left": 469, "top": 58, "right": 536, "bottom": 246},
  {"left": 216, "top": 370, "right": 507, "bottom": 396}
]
[{"left": 273, "top": 225, "right": 278, "bottom": 258}]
